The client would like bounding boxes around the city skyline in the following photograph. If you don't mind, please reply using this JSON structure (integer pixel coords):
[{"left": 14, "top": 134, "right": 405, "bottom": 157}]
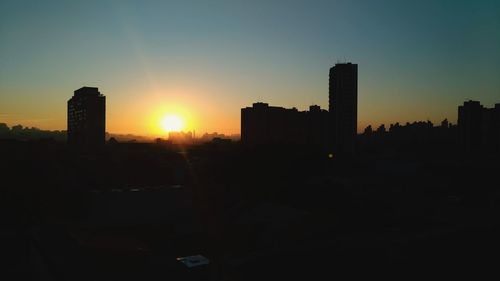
[
  {"left": 2, "top": 2, "right": 500, "bottom": 277},
  {"left": 1, "top": 0, "right": 500, "bottom": 136}
]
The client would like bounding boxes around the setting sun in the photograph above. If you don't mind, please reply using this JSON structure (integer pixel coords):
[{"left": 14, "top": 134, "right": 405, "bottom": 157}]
[{"left": 160, "top": 115, "right": 184, "bottom": 132}]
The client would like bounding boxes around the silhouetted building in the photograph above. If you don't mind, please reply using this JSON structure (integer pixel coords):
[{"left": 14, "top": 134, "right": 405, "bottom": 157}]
[
  {"left": 169, "top": 131, "right": 194, "bottom": 144},
  {"left": 67, "top": 87, "right": 106, "bottom": 146},
  {"left": 211, "top": 137, "right": 232, "bottom": 145},
  {"left": 241, "top": 103, "right": 304, "bottom": 145},
  {"left": 482, "top": 103, "right": 500, "bottom": 151},
  {"left": 241, "top": 102, "right": 328, "bottom": 147},
  {"left": 200, "top": 132, "right": 226, "bottom": 143},
  {"left": 240, "top": 63, "right": 357, "bottom": 151},
  {"left": 307, "top": 105, "right": 330, "bottom": 146},
  {"left": 458, "top": 100, "right": 483, "bottom": 151},
  {"left": 329, "top": 63, "right": 358, "bottom": 156},
  {"left": 458, "top": 100, "right": 500, "bottom": 152},
  {"left": 358, "top": 118, "right": 459, "bottom": 154}
]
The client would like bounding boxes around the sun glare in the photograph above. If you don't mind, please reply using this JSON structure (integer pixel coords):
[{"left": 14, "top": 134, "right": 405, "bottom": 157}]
[{"left": 160, "top": 115, "right": 184, "bottom": 132}]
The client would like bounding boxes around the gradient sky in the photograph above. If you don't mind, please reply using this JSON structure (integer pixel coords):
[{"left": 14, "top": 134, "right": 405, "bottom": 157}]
[{"left": 1, "top": 0, "right": 499, "bottom": 136}]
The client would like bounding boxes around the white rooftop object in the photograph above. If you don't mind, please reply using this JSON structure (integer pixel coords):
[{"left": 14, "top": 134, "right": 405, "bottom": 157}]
[{"left": 176, "top": 255, "right": 210, "bottom": 268}]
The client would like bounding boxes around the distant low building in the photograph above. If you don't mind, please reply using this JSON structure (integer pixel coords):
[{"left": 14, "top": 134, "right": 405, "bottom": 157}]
[
  {"left": 241, "top": 102, "right": 329, "bottom": 147},
  {"left": 168, "top": 131, "right": 194, "bottom": 144},
  {"left": 211, "top": 137, "right": 232, "bottom": 145},
  {"left": 200, "top": 132, "right": 227, "bottom": 143}
]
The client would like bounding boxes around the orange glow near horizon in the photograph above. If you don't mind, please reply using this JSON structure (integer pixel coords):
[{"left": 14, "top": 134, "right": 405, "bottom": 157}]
[{"left": 145, "top": 98, "right": 196, "bottom": 137}]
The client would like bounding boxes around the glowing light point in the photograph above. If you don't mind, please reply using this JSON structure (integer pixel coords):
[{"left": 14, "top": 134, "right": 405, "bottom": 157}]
[{"left": 160, "top": 115, "right": 184, "bottom": 132}]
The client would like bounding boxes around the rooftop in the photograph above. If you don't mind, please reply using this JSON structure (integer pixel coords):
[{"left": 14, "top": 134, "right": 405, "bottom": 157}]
[{"left": 74, "top": 86, "right": 103, "bottom": 97}]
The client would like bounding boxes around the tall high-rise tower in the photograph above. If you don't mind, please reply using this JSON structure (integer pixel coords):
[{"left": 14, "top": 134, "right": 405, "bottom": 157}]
[
  {"left": 329, "top": 63, "right": 358, "bottom": 155},
  {"left": 67, "top": 87, "right": 106, "bottom": 146}
]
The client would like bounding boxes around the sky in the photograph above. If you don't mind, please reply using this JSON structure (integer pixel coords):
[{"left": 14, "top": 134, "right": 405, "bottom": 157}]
[{"left": 1, "top": 0, "right": 499, "bottom": 136}]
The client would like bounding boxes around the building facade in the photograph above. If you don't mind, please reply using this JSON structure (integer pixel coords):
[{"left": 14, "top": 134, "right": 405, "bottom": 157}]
[
  {"left": 329, "top": 63, "right": 358, "bottom": 155},
  {"left": 458, "top": 100, "right": 500, "bottom": 152},
  {"left": 67, "top": 87, "right": 106, "bottom": 146},
  {"left": 241, "top": 102, "right": 329, "bottom": 147},
  {"left": 241, "top": 63, "right": 357, "bottom": 152}
]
